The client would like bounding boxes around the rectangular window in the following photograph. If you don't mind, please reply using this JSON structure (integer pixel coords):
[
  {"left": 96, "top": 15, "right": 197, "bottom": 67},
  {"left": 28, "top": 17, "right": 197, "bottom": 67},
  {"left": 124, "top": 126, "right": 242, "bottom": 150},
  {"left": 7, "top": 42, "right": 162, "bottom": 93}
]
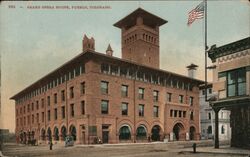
[
  {"left": 70, "top": 87, "right": 74, "bottom": 98},
  {"left": 32, "top": 114, "right": 34, "bottom": 124},
  {"left": 80, "top": 82, "right": 85, "bottom": 95},
  {"left": 121, "top": 102, "right": 128, "bottom": 116},
  {"left": 208, "top": 112, "right": 211, "bottom": 120},
  {"left": 61, "top": 90, "right": 65, "bottom": 101},
  {"left": 61, "top": 106, "right": 65, "bottom": 119},
  {"left": 183, "top": 111, "right": 186, "bottom": 118},
  {"left": 153, "top": 90, "right": 159, "bottom": 102},
  {"left": 54, "top": 93, "right": 57, "bottom": 104},
  {"left": 209, "top": 88, "right": 212, "bottom": 94},
  {"left": 28, "top": 116, "right": 30, "bottom": 124},
  {"left": 139, "top": 104, "right": 144, "bottom": 117},
  {"left": 174, "top": 110, "right": 177, "bottom": 117},
  {"left": 167, "top": 93, "right": 172, "bottom": 102},
  {"left": 42, "top": 112, "right": 44, "bottom": 122},
  {"left": 101, "top": 63, "right": 109, "bottom": 74},
  {"left": 179, "top": 95, "right": 184, "bottom": 104},
  {"left": 153, "top": 106, "right": 159, "bottom": 117},
  {"left": 54, "top": 108, "right": 58, "bottom": 120},
  {"left": 36, "top": 113, "right": 39, "bottom": 123},
  {"left": 70, "top": 104, "right": 74, "bottom": 117},
  {"left": 31, "top": 103, "right": 34, "bottom": 111},
  {"left": 47, "top": 96, "right": 50, "bottom": 106},
  {"left": 36, "top": 101, "right": 39, "bottom": 110},
  {"left": 48, "top": 110, "right": 50, "bottom": 121},
  {"left": 189, "top": 97, "right": 194, "bottom": 106},
  {"left": 41, "top": 99, "right": 44, "bottom": 108},
  {"left": 101, "top": 81, "right": 108, "bottom": 94},
  {"left": 227, "top": 68, "right": 246, "bottom": 97},
  {"left": 101, "top": 100, "right": 109, "bottom": 114},
  {"left": 178, "top": 110, "right": 182, "bottom": 117},
  {"left": 121, "top": 85, "right": 128, "bottom": 97},
  {"left": 138, "top": 88, "right": 144, "bottom": 99},
  {"left": 170, "top": 109, "right": 173, "bottom": 117},
  {"left": 81, "top": 101, "right": 85, "bottom": 115},
  {"left": 190, "top": 111, "right": 194, "bottom": 120}
]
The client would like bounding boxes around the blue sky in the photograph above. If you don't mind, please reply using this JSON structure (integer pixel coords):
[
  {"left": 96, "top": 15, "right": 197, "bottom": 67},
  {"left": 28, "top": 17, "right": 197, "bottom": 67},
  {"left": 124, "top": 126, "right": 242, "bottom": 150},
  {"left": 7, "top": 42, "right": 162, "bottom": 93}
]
[{"left": 1, "top": 1, "right": 249, "bottom": 132}]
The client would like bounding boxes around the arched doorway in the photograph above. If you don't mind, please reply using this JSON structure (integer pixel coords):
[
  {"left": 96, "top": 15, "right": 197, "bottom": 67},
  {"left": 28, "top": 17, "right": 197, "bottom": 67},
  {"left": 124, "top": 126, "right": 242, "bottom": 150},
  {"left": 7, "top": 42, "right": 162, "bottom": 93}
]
[
  {"left": 151, "top": 125, "right": 161, "bottom": 141},
  {"left": 119, "top": 125, "right": 131, "bottom": 140},
  {"left": 47, "top": 127, "right": 52, "bottom": 141},
  {"left": 69, "top": 125, "right": 77, "bottom": 141},
  {"left": 41, "top": 129, "right": 46, "bottom": 141},
  {"left": 136, "top": 125, "right": 147, "bottom": 140},
  {"left": 54, "top": 127, "right": 59, "bottom": 141},
  {"left": 61, "top": 126, "right": 67, "bottom": 141},
  {"left": 173, "top": 123, "right": 184, "bottom": 141},
  {"left": 189, "top": 126, "right": 196, "bottom": 140}
]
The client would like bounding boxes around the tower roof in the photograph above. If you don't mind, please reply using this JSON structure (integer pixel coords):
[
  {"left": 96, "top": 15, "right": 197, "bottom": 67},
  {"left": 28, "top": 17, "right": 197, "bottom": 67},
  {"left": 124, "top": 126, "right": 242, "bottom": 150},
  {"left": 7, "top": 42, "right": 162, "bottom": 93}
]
[
  {"left": 114, "top": 8, "right": 167, "bottom": 29},
  {"left": 106, "top": 44, "right": 113, "bottom": 52}
]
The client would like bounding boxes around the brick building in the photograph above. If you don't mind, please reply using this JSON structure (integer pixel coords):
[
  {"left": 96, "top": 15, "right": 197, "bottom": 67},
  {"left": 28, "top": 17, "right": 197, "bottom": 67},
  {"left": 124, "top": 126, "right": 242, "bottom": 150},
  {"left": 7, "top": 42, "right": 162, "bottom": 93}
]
[
  {"left": 11, "top": 8, "right": 203, "bottom": 144},
  {"left": 208, "top": 37, "right": 250, "bottom": 148}
]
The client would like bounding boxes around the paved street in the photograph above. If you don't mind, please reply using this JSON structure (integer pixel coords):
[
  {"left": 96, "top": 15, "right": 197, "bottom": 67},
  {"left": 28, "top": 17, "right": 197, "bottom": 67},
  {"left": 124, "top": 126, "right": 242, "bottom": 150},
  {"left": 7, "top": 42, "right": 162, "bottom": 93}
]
[{"left": 1, "top": 141, "right": 250, "bottom": 157}]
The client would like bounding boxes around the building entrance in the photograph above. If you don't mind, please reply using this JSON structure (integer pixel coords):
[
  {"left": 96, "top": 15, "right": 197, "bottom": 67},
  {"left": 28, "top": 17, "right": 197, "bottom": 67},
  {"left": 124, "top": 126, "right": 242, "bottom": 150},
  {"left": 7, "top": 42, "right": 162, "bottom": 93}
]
[
  {"left": 173, "top": 123, "right": 184, "bottom": 141},
  {"left": 102, "top": 131, "right": 109, "bottom": 143},
  {"left": 151, "top": 125, "right": 161, "bottom": 141}
]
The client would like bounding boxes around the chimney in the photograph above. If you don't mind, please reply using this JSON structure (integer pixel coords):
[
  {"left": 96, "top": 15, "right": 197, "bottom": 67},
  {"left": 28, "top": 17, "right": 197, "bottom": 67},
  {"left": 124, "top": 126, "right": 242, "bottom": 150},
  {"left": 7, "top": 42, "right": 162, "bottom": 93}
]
[
  {"left": 106, "top": 44, "right": 113, "bottom": 56},
  {"left": 82, "top": 34, "right": 95, "bottom": 52},
  {"left": 186, "top": 63, "right": 198, "bottom": 78}
]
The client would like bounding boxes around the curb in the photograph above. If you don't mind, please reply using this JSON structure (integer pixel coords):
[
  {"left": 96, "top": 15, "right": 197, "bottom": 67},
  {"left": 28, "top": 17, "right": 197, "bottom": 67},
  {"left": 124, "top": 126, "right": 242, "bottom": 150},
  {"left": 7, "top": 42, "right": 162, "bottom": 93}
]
[{"left": 179, "top": 151, "right": 250, "bottom": 156}]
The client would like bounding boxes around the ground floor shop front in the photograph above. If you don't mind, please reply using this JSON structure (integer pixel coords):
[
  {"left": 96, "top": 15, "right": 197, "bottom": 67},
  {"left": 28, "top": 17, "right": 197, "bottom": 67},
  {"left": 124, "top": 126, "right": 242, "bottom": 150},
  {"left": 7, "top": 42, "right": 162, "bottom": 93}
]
[{"left": 16, "top": 117, "right": 200, "bottom": 145}]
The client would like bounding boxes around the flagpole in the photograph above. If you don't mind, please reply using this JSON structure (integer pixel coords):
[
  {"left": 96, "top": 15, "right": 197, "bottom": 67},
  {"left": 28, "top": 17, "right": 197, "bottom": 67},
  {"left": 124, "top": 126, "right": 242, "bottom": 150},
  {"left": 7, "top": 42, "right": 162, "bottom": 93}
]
[{"left": 205, "top": 0, "right": 208, "bottom": 102}]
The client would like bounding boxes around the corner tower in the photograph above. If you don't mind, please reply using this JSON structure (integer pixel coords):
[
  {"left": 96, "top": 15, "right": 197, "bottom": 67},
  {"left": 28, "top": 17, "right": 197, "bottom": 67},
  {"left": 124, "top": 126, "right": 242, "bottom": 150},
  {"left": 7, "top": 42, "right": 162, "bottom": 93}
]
[{"left": 114, "top": 8, "right": 167, "bottom": 68}]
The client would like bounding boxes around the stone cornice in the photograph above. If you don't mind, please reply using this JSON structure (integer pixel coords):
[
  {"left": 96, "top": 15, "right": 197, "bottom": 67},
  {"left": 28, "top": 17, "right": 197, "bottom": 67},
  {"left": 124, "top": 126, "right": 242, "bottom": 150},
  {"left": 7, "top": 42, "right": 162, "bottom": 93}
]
[{"left": 208, "top": 37, "right": 250, "bottom": 63}]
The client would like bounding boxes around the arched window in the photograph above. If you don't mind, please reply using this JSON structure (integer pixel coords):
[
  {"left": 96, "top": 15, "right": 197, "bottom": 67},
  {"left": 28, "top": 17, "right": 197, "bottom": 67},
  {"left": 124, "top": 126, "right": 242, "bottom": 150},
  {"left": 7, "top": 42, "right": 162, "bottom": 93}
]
[
  {"left": 119, "top": 125, "right": 131, "bottom": 140},
  {"left": 54, "top": 127, "right": 59, "bottom": 141},
  {"left": 221, "top": 125, "right": 225, "bottom": 134},
  {"left": 70, "top": 125, "right": 77, "bottom": 141},
  {"left": 61, "top": 126, "right": 67, "bottom": 141},
  {"left": 136, "top": 125, "right": 147, "bottom": 140},
  {"left": 47, "top": 127, "right": 52, "bottom": 140}
]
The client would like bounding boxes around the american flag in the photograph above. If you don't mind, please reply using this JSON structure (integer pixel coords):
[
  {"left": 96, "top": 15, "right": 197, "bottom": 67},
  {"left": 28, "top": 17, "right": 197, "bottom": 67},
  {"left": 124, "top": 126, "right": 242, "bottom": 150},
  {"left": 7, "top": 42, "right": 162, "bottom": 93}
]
[{"left": 187, "top": 1, "right": 205, "bottom": 26}]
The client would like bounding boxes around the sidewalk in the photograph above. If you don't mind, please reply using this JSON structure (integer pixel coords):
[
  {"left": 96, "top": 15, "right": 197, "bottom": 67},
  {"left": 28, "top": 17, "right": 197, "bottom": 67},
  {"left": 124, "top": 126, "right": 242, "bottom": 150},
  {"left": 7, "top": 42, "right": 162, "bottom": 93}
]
[{"left": 180, "top": 145, "right": 250, "bottom": 156}]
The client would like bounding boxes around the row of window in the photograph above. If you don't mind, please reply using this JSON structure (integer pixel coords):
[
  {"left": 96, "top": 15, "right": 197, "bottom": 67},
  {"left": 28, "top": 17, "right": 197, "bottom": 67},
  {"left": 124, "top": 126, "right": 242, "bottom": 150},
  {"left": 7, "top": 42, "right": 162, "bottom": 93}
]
[
  {"left": 101, "top": 81, "right": 194, "bottom": 105},
  {"left": 101, "top": 63, "right": 194, "bottom": 91},
  {"left": 16, "top": 82, "right": 85, "bottom": 116},
  {"left": 206, "top": 125, "right": 225, "bottom": 134},
  {"left": 169, "top": 109, "right": 194, "bottom": 120},
  {"left": 16, "top": 101, "right": 85, "bottom": 127},
  {"left": 124, "top": 33, "right": 157, "bottom": 44},
  {"left": 101, "top": 100, "right": 159, "bottom": 117},
  {"left": 16, "top": 65, "right": 85, "bottom": 104},
  {"left": 207, "top": 111, "right": 227, "bottom": 120},
  {"left": 17, "top": 80, "right": 195, "bottom": 117}
]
